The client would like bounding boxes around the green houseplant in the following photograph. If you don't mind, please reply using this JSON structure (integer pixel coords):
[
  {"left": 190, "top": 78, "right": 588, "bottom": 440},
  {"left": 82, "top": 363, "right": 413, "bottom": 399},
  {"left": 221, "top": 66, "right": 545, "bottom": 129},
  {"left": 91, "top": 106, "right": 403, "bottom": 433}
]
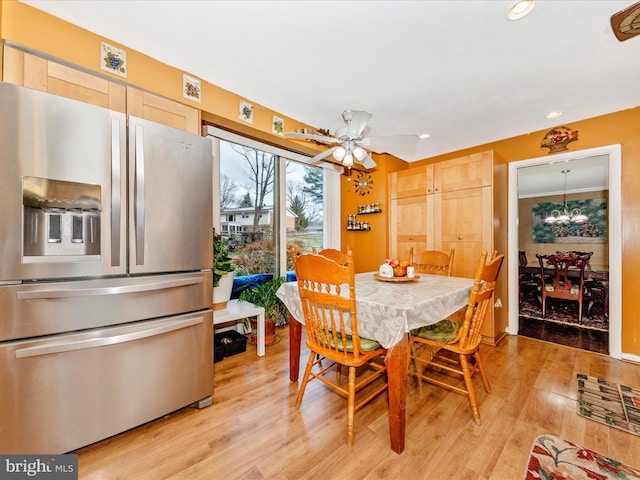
[
  {"left": 238, "top": 275, "right": 289, "bottom": 344},
  {"left": 212, "top": 229, "right": 236, "bottom": 310}
]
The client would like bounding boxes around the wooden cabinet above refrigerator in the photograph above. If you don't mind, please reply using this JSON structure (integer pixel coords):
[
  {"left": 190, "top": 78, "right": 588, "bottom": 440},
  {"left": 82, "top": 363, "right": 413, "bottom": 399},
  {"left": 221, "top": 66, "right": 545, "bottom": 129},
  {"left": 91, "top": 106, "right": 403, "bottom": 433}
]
[{"left": 3, "top": 45, "right": 200, "bottom": 134}]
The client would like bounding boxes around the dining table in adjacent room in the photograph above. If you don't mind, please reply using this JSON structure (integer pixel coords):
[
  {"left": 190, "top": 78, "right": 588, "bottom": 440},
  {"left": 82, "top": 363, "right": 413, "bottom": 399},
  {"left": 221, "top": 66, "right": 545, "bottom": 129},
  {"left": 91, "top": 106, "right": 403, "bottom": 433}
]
[{"left": 276, "top": 271, "right": 474, "bottom": 454}]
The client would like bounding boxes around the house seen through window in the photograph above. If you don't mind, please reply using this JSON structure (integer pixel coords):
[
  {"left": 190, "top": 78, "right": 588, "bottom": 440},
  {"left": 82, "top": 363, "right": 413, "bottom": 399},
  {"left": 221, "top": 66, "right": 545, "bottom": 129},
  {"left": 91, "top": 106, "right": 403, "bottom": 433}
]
[{"left": 217, "top": 139, "right": 327, "bottom": 278}]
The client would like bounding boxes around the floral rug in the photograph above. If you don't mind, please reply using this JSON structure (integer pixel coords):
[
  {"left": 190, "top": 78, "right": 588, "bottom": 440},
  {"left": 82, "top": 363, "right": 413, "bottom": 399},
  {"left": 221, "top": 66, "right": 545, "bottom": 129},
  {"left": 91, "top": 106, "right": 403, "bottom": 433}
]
[
  {"left": 524, "top": 434, "right": 640, "bottom": 479},
  {"left": 577, "top": 374, "right": 640, "bottom": 436}
]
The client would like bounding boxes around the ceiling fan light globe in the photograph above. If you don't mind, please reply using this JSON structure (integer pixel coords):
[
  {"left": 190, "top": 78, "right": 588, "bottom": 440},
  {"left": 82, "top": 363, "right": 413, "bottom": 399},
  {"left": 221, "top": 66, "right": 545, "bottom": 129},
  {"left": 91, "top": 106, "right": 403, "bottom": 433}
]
[
  {"left": 333, "top": 146, "right": 346, "bottom": 161},
  {"left": 353, "top": 146, "right": 366, "bottom": 161},
  {"left": 343, "top": 153, "right": 354, "bottom": 167},
  {"left": 557, "top": 213, "right": 571, "bottom": 224}
]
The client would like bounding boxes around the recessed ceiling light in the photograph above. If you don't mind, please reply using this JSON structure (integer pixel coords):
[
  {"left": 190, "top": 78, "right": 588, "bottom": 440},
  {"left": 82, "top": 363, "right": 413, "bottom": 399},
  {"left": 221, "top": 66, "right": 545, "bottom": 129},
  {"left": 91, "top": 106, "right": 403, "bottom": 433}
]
[
  {"left": 546, "top": 111, "right": 563, "bottom": 119},
  {"left": 419, "top": 133, "right": 431, "bottom": 139},
  {"left": 506, "top": 0, "right": 536, "bottom": 21}
]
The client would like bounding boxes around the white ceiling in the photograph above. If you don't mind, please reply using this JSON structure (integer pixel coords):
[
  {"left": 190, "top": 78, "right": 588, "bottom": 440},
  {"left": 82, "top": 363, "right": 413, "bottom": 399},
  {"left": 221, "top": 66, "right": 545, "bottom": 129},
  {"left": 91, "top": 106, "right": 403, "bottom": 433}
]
[
  {"left": 22, "top": 0, "right": 640, "bottom": 165},
  {"left": 517, "top": 154, "right": 609, "bottom": 198}
]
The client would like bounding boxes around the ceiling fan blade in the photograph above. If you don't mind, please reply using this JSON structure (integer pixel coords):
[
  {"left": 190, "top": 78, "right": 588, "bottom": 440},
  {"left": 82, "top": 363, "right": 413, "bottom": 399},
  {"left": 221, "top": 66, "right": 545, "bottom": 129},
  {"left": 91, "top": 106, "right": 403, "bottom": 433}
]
[
  {"left": 310, "top": 147, "right": 338, "bottom": 163},
  {"left": 286, "top": 132, "right": 337, "bottom": 145},
  {"left": 346, "top": 110, "right": 372, "bottom": 139},
  {"left": 359, "top": 134, "right": 419, "bottom": 147},
  {"left": 358, "top": 152, "right": 377, "bottom": 169}
]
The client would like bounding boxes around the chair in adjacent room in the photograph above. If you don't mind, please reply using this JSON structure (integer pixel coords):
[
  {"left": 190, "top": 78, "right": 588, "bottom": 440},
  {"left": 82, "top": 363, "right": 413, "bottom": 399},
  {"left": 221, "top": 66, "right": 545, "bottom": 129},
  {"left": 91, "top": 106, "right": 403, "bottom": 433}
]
[
  {"left": 518, "top": 250, "right": 540, "bottom": 305},
  {"left": 536, "top": 251, "right": 593, "bottom": 324},
  {"left": 408, "top": 250, "right": 504, "bottom": 425},
  {"left": 409, "top": 247, "right": 455, "bottom": 276},
  {"left": 292, "top": 250, "right": 388, "bottom": 445}
]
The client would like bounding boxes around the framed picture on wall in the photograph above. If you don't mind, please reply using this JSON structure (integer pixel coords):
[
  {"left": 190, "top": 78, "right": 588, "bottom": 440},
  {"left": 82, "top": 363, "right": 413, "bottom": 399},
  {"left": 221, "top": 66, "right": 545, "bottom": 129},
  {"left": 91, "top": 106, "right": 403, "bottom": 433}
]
[{"left": 532, "top": 199, "right": 607, "bottom": 243}]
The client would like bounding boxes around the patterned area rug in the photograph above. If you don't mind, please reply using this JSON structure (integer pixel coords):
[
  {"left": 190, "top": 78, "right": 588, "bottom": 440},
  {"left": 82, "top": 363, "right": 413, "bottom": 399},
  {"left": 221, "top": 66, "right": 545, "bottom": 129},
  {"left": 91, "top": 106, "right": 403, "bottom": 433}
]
[
  {"left": 524, "top": 434, "right": 640, "bottom": 479},
  {"left": 577, "top": 374, "right": 640, "bottom": 436},
  {"left": 519, "top": 296, "right": 608, "bottom": 331}
]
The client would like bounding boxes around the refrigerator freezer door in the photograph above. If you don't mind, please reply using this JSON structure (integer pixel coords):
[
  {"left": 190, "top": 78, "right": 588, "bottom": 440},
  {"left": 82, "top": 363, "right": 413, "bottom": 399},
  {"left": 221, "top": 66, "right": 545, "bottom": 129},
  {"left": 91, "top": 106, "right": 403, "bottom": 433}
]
[
  {"left": 0, "top": 271, "right": 213, "bottom": 342},
  {"left": 0, "top": 311, "right": 213, "bottom": 454},
  {"left": 128, "top": 116, "right": 213, "bottom": 275},
  {"left": 0, "top": 82, "right": 127, "bottom": 281}
]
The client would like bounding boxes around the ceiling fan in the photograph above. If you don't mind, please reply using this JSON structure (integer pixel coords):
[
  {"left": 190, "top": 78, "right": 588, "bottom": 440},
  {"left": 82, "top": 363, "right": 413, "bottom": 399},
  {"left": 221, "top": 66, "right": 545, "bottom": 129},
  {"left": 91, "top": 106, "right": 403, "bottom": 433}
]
[
  {"left": 611, "top": 1, "right": 640, "bottom": 41},
  {"left": 286, "top": 109, "right": 419, "bottom": 169}
]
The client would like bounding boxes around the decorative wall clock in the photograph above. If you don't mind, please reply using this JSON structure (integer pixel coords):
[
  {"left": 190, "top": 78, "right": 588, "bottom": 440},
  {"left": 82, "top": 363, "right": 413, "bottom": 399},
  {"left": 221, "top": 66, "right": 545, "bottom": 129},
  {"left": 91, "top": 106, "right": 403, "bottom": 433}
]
[{"left": 354, "top": 171, "right": 373, "bottom": 196}]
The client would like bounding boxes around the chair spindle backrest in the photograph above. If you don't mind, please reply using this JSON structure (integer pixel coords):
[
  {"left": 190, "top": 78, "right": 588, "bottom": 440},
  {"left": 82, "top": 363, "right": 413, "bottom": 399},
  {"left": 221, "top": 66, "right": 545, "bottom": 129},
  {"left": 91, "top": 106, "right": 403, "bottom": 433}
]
[
  {"left": 409, "top": 247, "right": 455, "bottom": 276},
  {"left": 459, "top": 250, "right": 504, "bottom": 349},
  {"left": 293, "top": 250, "right": 366, "bottom": 359}
]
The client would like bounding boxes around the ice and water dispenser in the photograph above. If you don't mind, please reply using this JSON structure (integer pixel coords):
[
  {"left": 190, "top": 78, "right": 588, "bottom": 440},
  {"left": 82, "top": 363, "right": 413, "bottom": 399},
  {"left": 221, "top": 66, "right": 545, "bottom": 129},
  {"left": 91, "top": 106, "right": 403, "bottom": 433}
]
[{"left": 23, "top": 176, "right": 101, "bottom": 258}]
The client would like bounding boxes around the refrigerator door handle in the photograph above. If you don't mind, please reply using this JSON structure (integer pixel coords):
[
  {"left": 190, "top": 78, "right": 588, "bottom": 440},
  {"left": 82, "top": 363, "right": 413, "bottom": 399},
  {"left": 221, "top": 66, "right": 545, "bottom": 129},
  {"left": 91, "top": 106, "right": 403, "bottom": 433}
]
[
  {"left": 15, "top": 316, "right": 204, "bottom": 358},
  {"left": 111, "top": 118, "right": 121, "bottom": 267},
  {"left": 16, "top": 276, "right": 204, "bottom": 300},
  {"left": 134, "top": 123, "right": 145, "bottom": 265}
]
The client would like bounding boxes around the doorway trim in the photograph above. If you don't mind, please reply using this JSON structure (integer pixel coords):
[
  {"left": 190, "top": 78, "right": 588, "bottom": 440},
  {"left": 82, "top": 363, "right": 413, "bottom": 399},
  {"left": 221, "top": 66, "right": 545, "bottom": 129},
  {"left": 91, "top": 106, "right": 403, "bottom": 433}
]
[{"left": 507, "top": 144, "right": 622, "bottom": 359}]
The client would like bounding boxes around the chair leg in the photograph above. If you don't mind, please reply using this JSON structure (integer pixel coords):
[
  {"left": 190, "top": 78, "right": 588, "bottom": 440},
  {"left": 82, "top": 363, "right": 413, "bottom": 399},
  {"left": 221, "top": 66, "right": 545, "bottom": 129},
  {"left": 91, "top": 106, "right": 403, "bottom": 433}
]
[
  {"left": 474, "top": 350, "right": 491, "bottom": 393},
  {"left": 346, "top": 366, "right": 356, "bottom": 446},
  {"left": 459, "top": 353, "right": 481, "bottom": 425},
  {"left": 578, "top": 299, "right": 583, "bottom": 324},
  {"left": 295, "top": 351, "right": 316, "bottom": 409}
]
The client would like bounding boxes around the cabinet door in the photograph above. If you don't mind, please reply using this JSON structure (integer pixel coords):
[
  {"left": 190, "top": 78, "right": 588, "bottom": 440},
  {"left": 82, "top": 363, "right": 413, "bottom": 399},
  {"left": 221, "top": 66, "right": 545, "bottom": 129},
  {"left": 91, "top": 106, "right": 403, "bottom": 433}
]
[
  {"left": 389, "top": 165, "right": 433, "bottom": 199},
  {"left": 389, "top": 195, "right": 432, "bottom": 260},
  {"left": 434, "top": 151, "right": 493, "bottom": 193},
  {"left": 434, "top": 186, "right": 492, "bottom": 279},
  {"left": 3, "top": 46, "right": 126, "bottom": 112},
  {"left": 127, "top": 87, "right": 200, "bottom": 134}
]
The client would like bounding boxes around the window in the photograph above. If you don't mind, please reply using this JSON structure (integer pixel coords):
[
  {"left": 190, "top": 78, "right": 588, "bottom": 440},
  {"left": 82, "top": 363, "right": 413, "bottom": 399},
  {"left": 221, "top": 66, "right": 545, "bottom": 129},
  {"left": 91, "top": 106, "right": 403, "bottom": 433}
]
[{"left": 205, "top": 127, "right": 341, "bottom": 278}]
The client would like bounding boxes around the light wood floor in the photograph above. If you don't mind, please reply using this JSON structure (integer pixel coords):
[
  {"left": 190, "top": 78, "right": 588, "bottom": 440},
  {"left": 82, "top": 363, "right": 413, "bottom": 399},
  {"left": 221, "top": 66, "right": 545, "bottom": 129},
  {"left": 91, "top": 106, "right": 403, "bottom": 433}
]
[{"left": 74, "top": 327, "right": 640, "bottom": 479}]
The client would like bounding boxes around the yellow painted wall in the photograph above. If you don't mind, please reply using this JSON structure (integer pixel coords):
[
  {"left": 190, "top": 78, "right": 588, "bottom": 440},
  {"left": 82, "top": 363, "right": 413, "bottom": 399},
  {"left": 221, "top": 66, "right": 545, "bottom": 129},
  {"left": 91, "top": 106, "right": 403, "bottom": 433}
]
[
  {"left": 3, "top": 1, "right": 640, "bottom": 356},
  {"left": 411, "top": 108, "right": 640, "bottom": 357},
  {"left": 0, "top": 0, "right": 317, "bottom": 148},
  {"left": 341, "top": 153, "right": 407, "bottom": 272}
]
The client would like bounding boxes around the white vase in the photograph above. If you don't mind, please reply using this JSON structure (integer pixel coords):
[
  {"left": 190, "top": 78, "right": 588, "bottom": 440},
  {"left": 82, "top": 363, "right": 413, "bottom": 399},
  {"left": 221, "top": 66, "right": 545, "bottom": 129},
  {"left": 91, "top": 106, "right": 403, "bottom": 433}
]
[{"left": 212, "top": 272, "right": 234, "bottom": 310}]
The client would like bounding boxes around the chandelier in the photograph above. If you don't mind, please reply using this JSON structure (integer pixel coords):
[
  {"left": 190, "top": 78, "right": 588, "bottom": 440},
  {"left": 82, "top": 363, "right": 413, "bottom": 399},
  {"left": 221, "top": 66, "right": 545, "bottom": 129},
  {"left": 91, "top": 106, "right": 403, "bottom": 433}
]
[{"left": 544, "top": 170, "right": 589, "bottom": 225}]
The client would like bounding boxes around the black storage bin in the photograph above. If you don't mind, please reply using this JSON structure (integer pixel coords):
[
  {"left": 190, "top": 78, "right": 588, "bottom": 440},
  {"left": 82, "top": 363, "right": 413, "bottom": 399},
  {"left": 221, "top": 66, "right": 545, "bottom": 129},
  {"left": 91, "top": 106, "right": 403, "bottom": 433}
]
[
  {"left": 215, "top": 330, "right": 248, "bottom": 357},
  {"left": 213, "top": 336, "right": 225, "bottom": 363}
]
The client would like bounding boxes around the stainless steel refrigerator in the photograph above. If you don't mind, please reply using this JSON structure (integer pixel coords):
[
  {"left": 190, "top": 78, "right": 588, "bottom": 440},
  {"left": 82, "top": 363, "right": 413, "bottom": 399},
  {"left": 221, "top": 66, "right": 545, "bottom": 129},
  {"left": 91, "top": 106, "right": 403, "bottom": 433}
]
[{"left": 0, "top": 82, "right": 214, "bottom": 454}]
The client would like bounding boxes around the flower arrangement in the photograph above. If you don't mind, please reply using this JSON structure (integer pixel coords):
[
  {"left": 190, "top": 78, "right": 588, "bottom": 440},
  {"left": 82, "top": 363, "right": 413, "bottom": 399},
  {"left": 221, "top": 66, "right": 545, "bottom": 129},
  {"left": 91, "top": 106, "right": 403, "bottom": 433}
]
[{"left": 213, "top": 228, "right": 235, "bottom": 287}]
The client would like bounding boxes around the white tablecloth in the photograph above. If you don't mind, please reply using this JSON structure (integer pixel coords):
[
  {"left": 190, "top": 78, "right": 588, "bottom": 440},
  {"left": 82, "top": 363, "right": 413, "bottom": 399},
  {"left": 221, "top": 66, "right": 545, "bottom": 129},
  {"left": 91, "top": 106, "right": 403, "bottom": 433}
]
[{"left": 276, "top": 272, "right": 474, "bottom": 349}]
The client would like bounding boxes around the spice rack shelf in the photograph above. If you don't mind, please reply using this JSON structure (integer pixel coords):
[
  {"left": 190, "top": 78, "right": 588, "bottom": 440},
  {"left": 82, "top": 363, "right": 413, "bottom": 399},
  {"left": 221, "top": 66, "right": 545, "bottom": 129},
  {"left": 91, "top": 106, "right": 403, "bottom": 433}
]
[{"left": 347, "top": 204, "right": 382, "bottom": 231}]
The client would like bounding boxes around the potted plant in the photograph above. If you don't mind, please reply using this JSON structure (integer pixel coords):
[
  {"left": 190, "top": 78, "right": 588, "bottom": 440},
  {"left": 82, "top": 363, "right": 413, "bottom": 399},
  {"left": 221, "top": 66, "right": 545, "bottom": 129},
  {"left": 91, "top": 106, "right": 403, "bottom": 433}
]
[
  {"left": 212, "top": 228, "right": 236, "bottom": 310},
  {"left": 238, "top": 275, "right": 288, "bottom": 345}
]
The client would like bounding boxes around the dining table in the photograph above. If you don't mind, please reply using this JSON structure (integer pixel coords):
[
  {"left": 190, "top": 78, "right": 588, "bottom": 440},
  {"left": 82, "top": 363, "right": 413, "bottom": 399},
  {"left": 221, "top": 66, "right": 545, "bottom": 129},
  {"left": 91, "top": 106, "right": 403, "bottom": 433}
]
[{"left": 276, "top": 271, "right": 474, "bottom": 454}]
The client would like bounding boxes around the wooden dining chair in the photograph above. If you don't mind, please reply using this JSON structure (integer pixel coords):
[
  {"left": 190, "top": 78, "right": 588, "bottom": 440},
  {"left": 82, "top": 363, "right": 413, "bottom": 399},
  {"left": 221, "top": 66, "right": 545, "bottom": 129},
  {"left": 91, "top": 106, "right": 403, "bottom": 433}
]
[
  {"left": 310, "top": 247, "right": 350, "bottom": 375},
  {"left": 536, "top": 251, "right": 593, "bottom": 324},
  {"left": 312, "top": 247, "right": 349, "bottom": 265},
  {"left": 409, "top": 247, "right": 455, "bottom": 276},
  {"left": 292, "top": 250, "right": 388, "bottom": 445},
  {"left": 408, "top": 250, "right": 504, "bottom": 425}
]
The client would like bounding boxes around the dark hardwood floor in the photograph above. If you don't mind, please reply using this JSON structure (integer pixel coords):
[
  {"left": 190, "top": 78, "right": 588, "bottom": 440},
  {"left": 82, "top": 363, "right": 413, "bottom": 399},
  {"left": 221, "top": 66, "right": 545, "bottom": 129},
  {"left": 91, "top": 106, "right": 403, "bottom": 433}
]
[
  {"left": 73, "top": 326, "right": 640, "bottom": 479},
  {"left": 519, "top": 293, "right": 609, "bottom": 354}
]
